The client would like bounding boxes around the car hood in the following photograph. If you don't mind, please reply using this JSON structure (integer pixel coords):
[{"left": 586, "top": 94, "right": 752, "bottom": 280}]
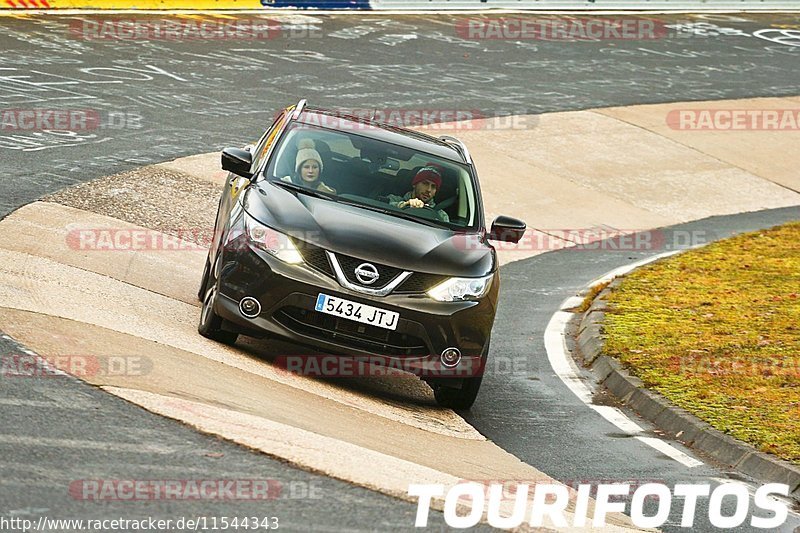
[{"left": 244, "top": 183, "right": 495, "bottom": 277}]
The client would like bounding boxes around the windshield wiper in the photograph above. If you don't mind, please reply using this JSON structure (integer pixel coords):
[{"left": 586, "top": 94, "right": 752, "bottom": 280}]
[{"left": 270, "top": 179, "right": 333, "bottom": 200}]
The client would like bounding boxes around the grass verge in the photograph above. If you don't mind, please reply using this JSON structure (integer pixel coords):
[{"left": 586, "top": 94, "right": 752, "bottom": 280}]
[
  {"left": 603, "top": 222, "right": 800, "bottom": 465},
  {"left": 574, "top": 280, "right": 611, "bottom": 313}
]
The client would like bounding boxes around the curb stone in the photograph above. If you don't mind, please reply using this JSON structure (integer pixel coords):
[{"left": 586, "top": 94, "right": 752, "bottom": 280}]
[
  {"left": 575, "top": 278, "right": 800, "bottom": 503},
  {"left": 576, "top": 298, "right": 607, "bottom": 365}
]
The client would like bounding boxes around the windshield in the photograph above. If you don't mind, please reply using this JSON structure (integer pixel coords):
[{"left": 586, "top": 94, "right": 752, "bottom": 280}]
[{"left": 262, "top": 123, "right": 480, "bottom": 230}]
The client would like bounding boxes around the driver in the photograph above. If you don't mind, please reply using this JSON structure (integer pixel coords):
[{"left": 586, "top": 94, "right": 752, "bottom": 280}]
[{"left": 386, "top": 165, "right": 449, "bottom": 222}]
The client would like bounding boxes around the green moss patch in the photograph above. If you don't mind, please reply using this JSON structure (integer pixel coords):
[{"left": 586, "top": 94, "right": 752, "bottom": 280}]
[{"left": 604, "top": 222, "right": 800, "bottom": 464}]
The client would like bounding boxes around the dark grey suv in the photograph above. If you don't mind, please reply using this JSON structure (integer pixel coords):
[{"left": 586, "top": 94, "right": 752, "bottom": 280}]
[{"left": 198, "top": 100, "right": 525, "bottom": 409}]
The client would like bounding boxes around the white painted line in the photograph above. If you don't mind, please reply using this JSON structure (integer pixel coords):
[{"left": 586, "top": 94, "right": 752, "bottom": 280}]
[
  {"left": 544, "top": 311, "right": 593, "bottom": 405},
  {"left": 591, "top": 405, "right": 644, "bottom": 435},
  {"left": 544, "top": 251, "right": 705, "bottom": 469},
  {"left": 636, "top": 437, "right": 703, "bottom": 468}
]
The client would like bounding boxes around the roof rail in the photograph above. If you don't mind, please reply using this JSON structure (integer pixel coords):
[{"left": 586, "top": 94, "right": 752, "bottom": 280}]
[
  {"left": 291, "top": 99, "right": 307, "bottom": 120},
  {"left": 439, "top": 135, "right": 472, "bottom": 165}
]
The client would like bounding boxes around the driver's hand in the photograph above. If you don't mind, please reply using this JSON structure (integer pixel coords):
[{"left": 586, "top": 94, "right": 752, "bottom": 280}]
[{"left": 405, "top": 198, "right": 424, "bottom": 208}]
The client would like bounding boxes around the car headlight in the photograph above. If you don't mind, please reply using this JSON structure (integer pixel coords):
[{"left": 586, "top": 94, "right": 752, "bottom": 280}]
[
  {"left": 245, "top": 215, "right": 304, "bottom": 265},
  {"left": 427, "top": 274, "right": 493, "bottom": 302}
]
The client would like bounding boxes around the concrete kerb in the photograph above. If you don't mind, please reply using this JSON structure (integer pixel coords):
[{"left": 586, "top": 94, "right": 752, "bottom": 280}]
[{"left": 575, "top": 275, "right": 800, "bottom": 503}]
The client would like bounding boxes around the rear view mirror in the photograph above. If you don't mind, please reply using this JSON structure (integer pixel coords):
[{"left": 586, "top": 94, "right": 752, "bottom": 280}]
[
  {"left": 489, "top": 215, "right": 526, "bottom": 243},
  {"left": 221, "top": 147, "right": 253, "bottom": 179}
]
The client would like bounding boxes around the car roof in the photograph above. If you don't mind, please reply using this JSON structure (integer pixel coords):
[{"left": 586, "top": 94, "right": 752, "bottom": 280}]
[{"left": 297, "top": 108, "right": 468, "bottom": 164}]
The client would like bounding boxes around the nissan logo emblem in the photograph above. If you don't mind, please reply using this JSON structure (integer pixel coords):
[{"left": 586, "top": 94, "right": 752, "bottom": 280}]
[{"left": 354, "top": 263, "right": 380, "bottom": 285}]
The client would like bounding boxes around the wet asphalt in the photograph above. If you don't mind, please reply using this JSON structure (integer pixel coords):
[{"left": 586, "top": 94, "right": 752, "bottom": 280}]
[{"left": 0, "top": 12, "right": 799, "bottom": 532}]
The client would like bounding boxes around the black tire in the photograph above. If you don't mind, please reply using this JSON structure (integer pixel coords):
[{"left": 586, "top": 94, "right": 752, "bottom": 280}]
[
  {"left": 198, "top": 255, "right": 238, "bottom": 345},
  {"left": 433, "top": 375, "right": 483, "bottom": 410},
  {"left": 197, "top": 257, "right": 210, "bottom": 302},
  {"left": 433, "top": 335, "right": 490, "bottom": 410}
]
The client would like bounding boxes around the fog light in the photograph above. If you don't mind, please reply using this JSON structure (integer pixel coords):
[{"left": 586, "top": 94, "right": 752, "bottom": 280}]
[
  {"left": 239, "top": 297, "right": 261, "bottom": 318},
  {"left": 440, "top": 348, "right": 461, "bottom": 368}
]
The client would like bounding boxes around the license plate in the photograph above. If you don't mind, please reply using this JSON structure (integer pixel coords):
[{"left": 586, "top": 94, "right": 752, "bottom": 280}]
[{"left": 315, "top": 294, "right": 399, "bottom": 331}]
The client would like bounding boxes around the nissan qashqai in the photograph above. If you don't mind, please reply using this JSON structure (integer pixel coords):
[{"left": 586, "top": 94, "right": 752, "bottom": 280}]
[{"left": 198, "top": 100, "right": 526, "bottom": 409}]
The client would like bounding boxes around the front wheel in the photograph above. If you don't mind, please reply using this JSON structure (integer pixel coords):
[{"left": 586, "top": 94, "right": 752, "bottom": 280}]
[
  {"left": 198, "top": 256, "right": 238, "bottom": 345},
  {"left": 433, "top": 375, "right": 483, "bottom": 410},
  {"left": 197, "top": 257, "right": 210, "bottom": 302},
  {"left": 433, "top": 335, "right": 490, "bottom": 410}
]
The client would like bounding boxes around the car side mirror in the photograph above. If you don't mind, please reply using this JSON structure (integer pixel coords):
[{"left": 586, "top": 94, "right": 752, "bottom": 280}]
[
  {"left": 221, "top": 147, "right": 253, "bottom": 179},
  {"left": 489, "top": 215, "right": 526, "bottom": 243}
]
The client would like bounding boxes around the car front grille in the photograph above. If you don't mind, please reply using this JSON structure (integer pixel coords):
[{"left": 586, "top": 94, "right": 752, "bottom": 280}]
[
  {"left": 334, "top": 253, "right": 404, "bottom": 290},
  {"left": 294, "top": 240, "right": 334, "bottom": 277},
  {"left": 293, "top": 240, "right": 446, "bottom": 295},
  {"left": 274, "top": 306, "right": 429, "bottom": 357}
]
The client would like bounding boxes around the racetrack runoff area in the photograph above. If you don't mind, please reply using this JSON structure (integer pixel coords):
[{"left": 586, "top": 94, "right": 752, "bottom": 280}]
[{"left": 0, "top": 95, "right": 798, "bottom": 529}]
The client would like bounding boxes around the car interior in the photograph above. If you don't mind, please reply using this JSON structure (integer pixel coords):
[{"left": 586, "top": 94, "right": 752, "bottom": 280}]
[{"left": 268, "top": 126, "right": 474, "bottom": 228}]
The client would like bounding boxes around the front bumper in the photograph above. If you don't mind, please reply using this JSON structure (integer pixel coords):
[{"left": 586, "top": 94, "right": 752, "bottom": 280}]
[{"left": 213, "top": 240, "right": 497, "bottom": 378}]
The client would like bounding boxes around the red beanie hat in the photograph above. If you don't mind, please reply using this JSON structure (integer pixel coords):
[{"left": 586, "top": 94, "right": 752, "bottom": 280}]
[{"left": 412, "top": 165, "right": 442, "bottom": 189}]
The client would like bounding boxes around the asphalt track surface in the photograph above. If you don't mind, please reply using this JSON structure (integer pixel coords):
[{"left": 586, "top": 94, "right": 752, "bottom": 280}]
[{"left": 1, "top": 12, "right": 799, "bottom": 532}]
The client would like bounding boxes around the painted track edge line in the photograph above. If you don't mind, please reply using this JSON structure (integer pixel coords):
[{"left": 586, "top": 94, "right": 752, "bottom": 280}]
[{"left": 544, "top": 250, "right": 704, "bottom": 469}]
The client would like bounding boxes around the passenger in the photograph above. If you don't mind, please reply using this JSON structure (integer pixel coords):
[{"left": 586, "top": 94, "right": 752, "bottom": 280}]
[
  {"left": 282, "top": 139, "right": 336, "bottom": 194},
  {"left": 387, "top": 165, "right": 449, "bottom": 222}
]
